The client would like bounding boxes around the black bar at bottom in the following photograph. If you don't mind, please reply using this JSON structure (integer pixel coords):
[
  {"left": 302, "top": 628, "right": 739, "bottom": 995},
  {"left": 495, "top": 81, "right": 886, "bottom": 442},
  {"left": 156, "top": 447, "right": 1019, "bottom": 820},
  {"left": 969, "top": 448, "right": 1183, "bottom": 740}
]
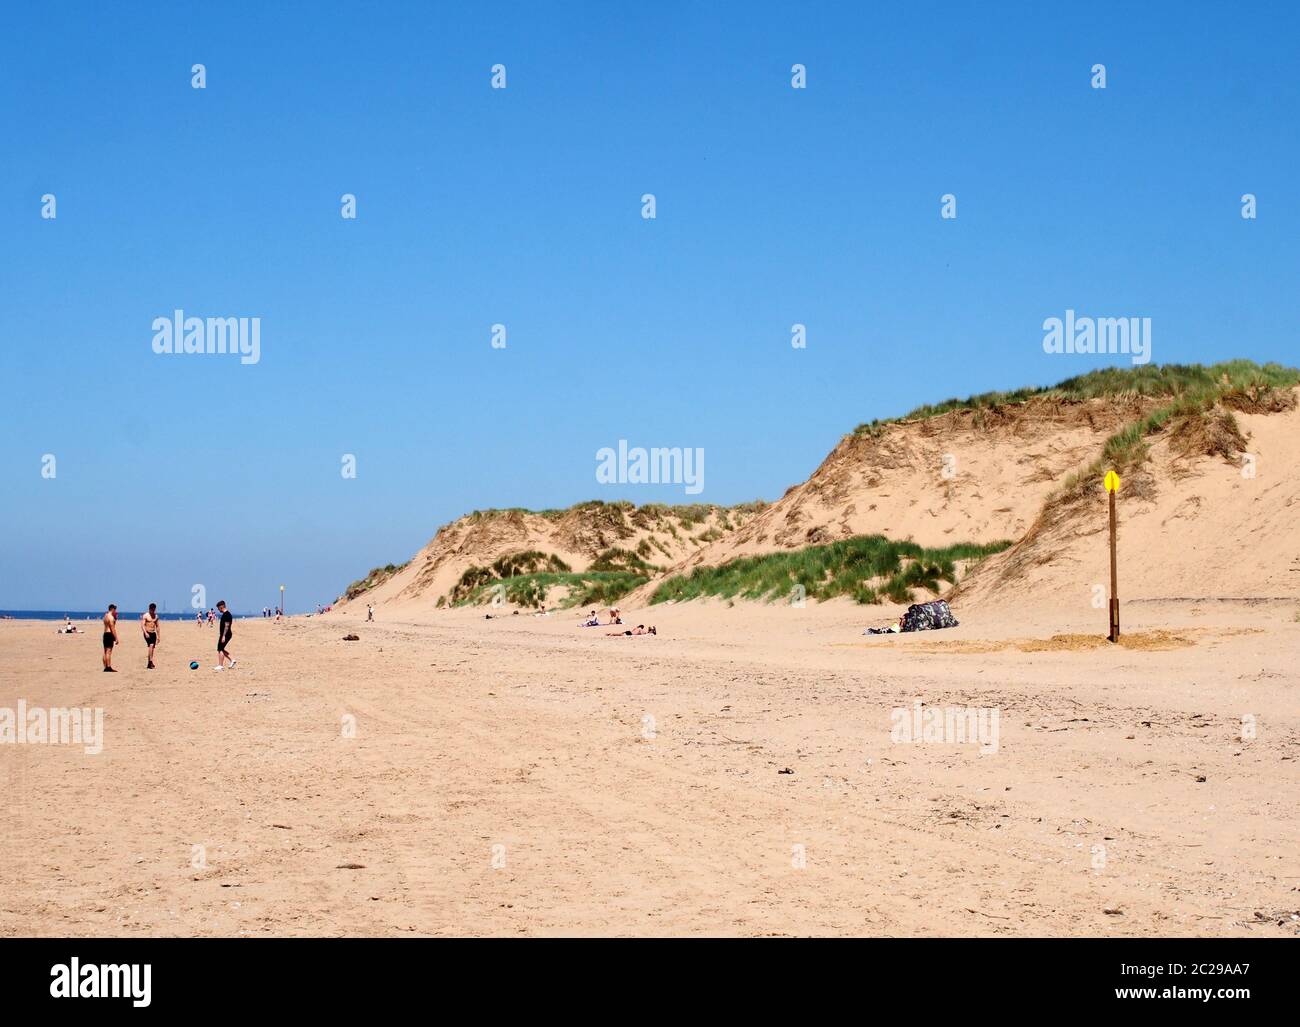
[{"left": 0, "top": 937, "right": 1286, "bottom": 1014}]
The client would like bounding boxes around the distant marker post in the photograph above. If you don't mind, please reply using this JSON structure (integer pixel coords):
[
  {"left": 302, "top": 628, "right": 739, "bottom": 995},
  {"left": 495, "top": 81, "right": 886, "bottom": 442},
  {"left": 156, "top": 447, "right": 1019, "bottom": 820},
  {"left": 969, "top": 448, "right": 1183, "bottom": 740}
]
[
  {"left": 280, "top": 584, "right": 285, "bottom": 618},
  {"left": 1104, "top": 470, "right": 1120, "bottom": 642}
]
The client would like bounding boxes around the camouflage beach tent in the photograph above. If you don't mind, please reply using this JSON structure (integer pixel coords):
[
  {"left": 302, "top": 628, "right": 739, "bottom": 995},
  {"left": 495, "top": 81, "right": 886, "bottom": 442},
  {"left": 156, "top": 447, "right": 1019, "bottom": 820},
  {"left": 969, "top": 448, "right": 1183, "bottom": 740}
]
[{"left": 900, "top": 600, "right": 959, "bottom": 632}]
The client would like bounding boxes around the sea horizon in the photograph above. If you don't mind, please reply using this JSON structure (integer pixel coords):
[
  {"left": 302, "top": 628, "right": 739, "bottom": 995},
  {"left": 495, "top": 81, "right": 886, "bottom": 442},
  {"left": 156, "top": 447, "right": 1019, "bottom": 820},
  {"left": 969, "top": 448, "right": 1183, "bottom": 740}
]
[{"left": 0, "top": 609, "right": 266, "bottom": 622}]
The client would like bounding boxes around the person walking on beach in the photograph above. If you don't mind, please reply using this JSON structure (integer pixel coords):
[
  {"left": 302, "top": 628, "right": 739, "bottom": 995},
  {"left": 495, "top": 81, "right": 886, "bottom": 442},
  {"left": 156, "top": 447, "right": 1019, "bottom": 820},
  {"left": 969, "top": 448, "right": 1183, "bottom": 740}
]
[
  {"left": 102, "top": 604, "right": 119, "bottom": 672},
  {"left": 214, "top": 600, "right": 236, "bottom": 670},
  {"left": 141, "top": 603, "right": 161, "bottom": 670},
  {"left": 367, "top": 603, "right": 374, "bottom": 622}
]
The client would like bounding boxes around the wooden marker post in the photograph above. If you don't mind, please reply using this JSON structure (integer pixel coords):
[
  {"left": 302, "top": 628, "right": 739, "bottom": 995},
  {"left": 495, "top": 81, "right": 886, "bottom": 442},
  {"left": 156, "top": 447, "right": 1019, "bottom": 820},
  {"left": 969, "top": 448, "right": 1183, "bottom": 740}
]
[{"left": 1104, "top": 470, "right": 1120, "bottom": 642}]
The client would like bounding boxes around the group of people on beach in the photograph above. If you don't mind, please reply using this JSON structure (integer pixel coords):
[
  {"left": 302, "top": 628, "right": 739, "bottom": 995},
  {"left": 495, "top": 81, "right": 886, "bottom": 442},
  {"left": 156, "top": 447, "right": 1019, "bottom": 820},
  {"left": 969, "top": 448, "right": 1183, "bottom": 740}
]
[
  {"left": 576, "top": 608, "right": 656, "bottom": 636},
  {"left": 91, "top": 593, "right": 652, "bottom": 672},
  {"left": 101, "top": 601, "right": 236, "bottom": 672},
  {"left": 579, "top": 608, "right": 622, "bottom": 627}
]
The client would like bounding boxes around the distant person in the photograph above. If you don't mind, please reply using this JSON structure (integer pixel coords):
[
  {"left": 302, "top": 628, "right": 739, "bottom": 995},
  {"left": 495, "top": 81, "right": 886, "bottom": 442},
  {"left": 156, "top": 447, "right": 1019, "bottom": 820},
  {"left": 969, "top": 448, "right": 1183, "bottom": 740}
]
[
  {"left": 367, "top": 603, "right": 374, "bottom": 622},
  {"left": 607, "top": 624, "right": 656, "bottom": 637},
  {"left": 141, "top": 603, "right": 161, "bottom": 670},
  {"left": 102, "top": 604, "right": 119, "bottom": 672},
  {"left": 214, "top": 601, "right": 236, "bottom": 670},
  {"left": 196, "top": 610, "right": 204, "bottom": 629}
]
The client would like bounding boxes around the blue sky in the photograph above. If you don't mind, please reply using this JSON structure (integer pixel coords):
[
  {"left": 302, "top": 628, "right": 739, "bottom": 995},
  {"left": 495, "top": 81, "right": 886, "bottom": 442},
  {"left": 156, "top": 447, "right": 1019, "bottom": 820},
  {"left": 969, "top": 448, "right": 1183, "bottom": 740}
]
[{"left": 2, "top": 1, "right": 1297, "bottom": 612}]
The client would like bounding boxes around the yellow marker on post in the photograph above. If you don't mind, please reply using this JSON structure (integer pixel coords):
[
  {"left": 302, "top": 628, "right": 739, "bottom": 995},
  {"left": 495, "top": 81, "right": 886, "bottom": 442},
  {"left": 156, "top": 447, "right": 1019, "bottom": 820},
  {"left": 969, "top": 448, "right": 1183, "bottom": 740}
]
[{"left": 1104, "top": 471, "right": 1120, "bottom": 641}]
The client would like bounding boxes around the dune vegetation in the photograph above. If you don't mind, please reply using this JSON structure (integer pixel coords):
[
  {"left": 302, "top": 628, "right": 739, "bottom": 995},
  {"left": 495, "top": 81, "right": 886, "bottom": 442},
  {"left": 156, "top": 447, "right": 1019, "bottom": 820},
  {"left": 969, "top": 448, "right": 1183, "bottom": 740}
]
[
  {"left": 855, "top": 360, "right": 1300, "bottom": 434},
  {"left": 649, "top": 535, "right": 1012, "bottom": 606},
  {"left": 444, "top": 547, "right": 663, "bottom": 609},
  {"left": 448, "top": 569, "right": 650, "bottom": 610},
  {"left": 342, "top": 562, "right": 408, "bottom": 601},
  {"left": 1053, "top": 363, "right": 1299, "bottom": 502}
]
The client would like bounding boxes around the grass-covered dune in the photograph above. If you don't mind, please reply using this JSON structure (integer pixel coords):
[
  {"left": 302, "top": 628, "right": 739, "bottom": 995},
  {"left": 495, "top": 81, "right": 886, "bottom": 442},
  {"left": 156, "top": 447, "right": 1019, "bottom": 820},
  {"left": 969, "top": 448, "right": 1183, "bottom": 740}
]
[
  {"left": 446, "top": 547, "right": 657, "bottom": 608},
  {"left": 1047, "top": 362, "right": 1299, "bottom": 502},
  {"left": 855, "top": 360, "right": 1300, "bottom": 434},
  {"left": 449, "top": 570, "right": 649, "bottom": 610},
  {"left": 650, "top": 536, "right": 1012, "bottom": 606}
]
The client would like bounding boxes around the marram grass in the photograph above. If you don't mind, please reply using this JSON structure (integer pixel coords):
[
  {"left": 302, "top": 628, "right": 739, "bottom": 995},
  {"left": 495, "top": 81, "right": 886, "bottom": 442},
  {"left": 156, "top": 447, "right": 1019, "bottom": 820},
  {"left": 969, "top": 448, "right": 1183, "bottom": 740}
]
[{"left": 649, "top": 535, "right": 1012, "bottom": 606}]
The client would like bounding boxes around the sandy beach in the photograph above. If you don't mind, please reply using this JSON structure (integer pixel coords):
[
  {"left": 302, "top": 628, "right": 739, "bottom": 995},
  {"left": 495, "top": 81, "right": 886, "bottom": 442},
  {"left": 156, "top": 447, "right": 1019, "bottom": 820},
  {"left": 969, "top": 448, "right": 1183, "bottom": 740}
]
[{"left": 3, "top": 600, "right": 1297, "bottom": 937}]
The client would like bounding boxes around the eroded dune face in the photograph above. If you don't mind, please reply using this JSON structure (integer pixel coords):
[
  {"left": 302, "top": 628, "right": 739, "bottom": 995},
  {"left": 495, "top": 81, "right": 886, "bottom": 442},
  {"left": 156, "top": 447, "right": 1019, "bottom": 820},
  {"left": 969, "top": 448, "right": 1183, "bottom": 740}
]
[
  {"left": 642, "top": 397, "right": 1151, "bottom": 579},
  {"left": 956, "top": 394, "right": 1300, "bottom": 609}
]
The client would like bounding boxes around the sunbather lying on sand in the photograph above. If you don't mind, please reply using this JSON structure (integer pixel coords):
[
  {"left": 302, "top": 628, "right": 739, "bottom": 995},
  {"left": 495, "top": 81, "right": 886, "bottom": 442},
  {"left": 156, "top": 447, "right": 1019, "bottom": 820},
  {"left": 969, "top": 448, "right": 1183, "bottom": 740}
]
[{"left": 607, "top": 624, "right": 656, "bottom": 636}]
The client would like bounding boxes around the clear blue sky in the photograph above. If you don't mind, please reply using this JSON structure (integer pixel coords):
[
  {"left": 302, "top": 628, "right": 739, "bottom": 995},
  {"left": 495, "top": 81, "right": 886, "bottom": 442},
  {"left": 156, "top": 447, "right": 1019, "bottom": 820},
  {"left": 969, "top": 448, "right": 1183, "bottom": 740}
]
[{"left": 2, "top": 1, "right": 1297, "bottom": 612}]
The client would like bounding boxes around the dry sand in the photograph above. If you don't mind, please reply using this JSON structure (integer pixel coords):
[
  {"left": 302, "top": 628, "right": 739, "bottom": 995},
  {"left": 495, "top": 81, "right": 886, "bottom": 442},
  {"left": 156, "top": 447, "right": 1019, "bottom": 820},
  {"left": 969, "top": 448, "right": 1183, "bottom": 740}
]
[{"left": 3, "top": 599, "right": 1298, "bottom": 937}]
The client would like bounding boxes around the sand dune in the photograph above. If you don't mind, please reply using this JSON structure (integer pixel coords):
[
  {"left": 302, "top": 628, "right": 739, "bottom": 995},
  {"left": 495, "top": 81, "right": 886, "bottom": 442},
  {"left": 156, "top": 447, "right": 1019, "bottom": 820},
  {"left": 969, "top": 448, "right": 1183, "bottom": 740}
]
[
  {"left": 342, "top": 378, "right": 1300, "bottom": 622},
  {"left": 957, "top": 393, "right": 1300, "bottom": 609},
  {"left": 342, "top": 501, "right": 761, "bottom": 612},
  {"left": 660, "top": 397, "right": 1151, "bottom": 569}
]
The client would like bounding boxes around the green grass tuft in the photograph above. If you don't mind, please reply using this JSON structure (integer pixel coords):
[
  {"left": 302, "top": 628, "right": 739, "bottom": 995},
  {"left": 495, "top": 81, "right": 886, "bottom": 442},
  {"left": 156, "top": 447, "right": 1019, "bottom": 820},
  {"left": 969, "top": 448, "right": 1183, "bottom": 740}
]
[
  {"left": 649, "top": 535, "right": 1011, "bottom": 606},
  {"left": 454, "top": 570, "right": 649, "bottom": 610}
]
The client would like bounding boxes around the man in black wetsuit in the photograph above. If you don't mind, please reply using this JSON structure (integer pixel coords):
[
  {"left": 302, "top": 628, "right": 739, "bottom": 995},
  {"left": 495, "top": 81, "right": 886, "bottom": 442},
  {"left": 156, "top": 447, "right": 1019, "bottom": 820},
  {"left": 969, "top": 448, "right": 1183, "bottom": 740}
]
[{"left": 215, "top": 601, "right": 236, "bottom": 671}]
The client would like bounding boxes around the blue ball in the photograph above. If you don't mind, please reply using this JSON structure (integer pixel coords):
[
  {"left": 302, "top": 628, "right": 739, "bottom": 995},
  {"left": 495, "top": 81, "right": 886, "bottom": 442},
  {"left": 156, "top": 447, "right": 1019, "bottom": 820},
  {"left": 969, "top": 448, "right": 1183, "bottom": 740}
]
[{"left": 189, "top": 661, "right": 199, "bottom": 670}]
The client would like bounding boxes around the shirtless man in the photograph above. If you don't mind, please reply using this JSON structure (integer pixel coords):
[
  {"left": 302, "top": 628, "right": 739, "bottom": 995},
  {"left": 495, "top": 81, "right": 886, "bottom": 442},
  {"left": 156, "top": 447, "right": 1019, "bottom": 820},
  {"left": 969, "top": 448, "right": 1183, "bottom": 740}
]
[
  {"left": 141, "top": 603, "right": 161, "bottom": 669},
  {"left": 102, "top": 604, "right": 119, "bottom": 672}
]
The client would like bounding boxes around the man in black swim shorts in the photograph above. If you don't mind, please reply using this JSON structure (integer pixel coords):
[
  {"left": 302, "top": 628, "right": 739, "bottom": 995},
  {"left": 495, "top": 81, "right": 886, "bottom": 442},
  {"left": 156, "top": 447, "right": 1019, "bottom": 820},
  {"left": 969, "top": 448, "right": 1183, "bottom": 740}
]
[
  {"left": 141, "top": 602, "right": 161, "bottom": 670},
  {"left": 102, "top": 603, "right": 118, "bottom": 672}
]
